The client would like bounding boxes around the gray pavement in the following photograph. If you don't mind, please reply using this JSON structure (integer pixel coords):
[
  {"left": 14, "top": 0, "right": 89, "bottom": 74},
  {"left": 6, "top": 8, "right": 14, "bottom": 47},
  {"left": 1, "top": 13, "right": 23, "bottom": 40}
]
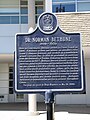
[
  {"left": 0, "top": 102, "right": 90, "bottom": 114},
  {"left": 0, "top": 103, "right": 90, "bottom": 120}
]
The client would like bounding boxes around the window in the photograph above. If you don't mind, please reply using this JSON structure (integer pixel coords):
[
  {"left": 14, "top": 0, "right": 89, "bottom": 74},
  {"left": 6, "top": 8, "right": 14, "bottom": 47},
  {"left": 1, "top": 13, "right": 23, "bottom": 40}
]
[
  {"left": 52, "top": 0, "right": 90, "bottom": 13},
  {"left": 9, "top": 88, "right": 13, "bottom": 94},
  {"left": 52, "top": 0, "right": 75, "bottom": 12},
  {"left": 53, "top": 3, "right": 75, "bottom": 12},
  {"left": 35, "top": 0, "right": 44, "bottom": 23},
  {"left": 9, "top": 66, "right": 14, "bottom": 94},
  {"left": 21, "top": 16, "right": 28, "bottom": 24},
  {"left": 0, "top": 96, "right": 4, "bottom": 98},
  {"left": 20, "top": 0, "right": 28, "bottom": 5},
  {"left": 77, "top": 2, "right": 90, "bottom": 12},
  {"left": 20, "top": 0, "right": 28, "bottom": 24},
  {"left": 9, "top": 81, "right": 13, "bottom": 87},
  {"left": 16, "top": 94, "right": 24, "bottom": 99},
  {"left": 0, "top": 0, "right": 28, "bottom": 24}
]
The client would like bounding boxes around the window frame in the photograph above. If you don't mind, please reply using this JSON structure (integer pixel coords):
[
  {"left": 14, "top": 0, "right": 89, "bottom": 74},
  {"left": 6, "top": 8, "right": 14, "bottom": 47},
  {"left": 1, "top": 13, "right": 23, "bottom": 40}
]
[
  {"left": 9, "top": 66, "right": 14, "bottom": 94},
  {"left": 52, "top": 0, "right": 90, "bottom": 13},
  {"left": 35, "top": 0, "right": 44, "bottom": 24},
  {"left": 0, "top": 0, "right": 28, "bottom": 24}
]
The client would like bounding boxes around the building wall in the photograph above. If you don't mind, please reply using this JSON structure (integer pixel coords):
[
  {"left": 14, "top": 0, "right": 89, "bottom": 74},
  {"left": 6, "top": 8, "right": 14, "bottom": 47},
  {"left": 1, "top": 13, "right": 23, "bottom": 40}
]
[
  {"left": 55, "top": 59, "right": 89, "bottom": 104},
  {"left": 0, "top": 24, "right": 28, "bottom": 102},
  {"left": 56, "top": 13, "right": 90, "bottom": 47},
  {"left": 0, "top": 24, "right": 28, "bottom": 53},
  {"left": 55, "top": 13, "right": 90, "bottom": 104},
  {"left": 0, "top": 63, "right": 28, "bottom": 103},
  {"left": 0, "top": 64, "right": 9, "bottom": 102},
  {"left": 0, "top": 1, "right": 90, "bottom": 104}
]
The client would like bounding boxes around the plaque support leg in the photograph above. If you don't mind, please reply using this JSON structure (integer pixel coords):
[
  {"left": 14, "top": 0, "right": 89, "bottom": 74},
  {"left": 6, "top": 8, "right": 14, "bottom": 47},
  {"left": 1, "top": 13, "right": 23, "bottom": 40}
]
[
  {"left": 28, "top": 94, "right": 39, "bottom": 116},
  {"left": 45, "top": 91, "right": 55, "bottom": 120},
  {"left": 28, "top": 28, "right": 39, "bottom": 116}
]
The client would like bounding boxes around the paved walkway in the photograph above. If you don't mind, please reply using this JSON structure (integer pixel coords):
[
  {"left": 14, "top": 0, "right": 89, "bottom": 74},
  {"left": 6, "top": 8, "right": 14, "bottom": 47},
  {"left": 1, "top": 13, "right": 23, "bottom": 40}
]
[
  {"left": 0, "top": 111, "right": 90, "bottom": 120},
  {"left": 1, "top": 103, "right": 90, "bottom": 114},
  {"left": 0, "top": 103, "right": 90, "bottom": 120}
]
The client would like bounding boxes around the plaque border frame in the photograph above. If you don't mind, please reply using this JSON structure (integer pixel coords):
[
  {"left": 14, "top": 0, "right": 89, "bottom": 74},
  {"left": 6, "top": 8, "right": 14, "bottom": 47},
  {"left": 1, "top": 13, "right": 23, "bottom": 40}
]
[{"left": 15, "top": 13, "right": 84, "bottom": 94}]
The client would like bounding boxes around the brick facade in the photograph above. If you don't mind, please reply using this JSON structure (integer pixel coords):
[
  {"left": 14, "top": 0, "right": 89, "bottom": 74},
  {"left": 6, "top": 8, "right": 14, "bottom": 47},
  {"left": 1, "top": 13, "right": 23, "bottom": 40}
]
[{"left": 56, "top": 13, "right": 90, "bottom": 47}]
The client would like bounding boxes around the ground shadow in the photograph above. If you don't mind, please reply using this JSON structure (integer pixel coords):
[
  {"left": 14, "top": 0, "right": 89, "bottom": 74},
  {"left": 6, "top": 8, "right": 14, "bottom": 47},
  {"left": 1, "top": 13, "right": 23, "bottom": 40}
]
[
  {"left": 37, "top": 102, "right": 90, "bottom": 114},
  {"left": 0, "top": 102, "right": 90, "bottom": 114}
]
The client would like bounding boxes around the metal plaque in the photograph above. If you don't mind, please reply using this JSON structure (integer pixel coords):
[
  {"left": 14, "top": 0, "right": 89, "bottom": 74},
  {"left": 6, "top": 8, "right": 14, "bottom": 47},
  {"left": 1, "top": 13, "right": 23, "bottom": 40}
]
[{"left": 15, "top": 13, "right": 84, "bottom": 93}]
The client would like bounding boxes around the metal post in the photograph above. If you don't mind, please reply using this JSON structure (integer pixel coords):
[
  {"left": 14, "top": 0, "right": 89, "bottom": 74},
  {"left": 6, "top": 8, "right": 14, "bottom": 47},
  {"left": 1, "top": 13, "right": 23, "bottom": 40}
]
[{"left": 45, "top": 90, "right": 55, "bottom": 120}]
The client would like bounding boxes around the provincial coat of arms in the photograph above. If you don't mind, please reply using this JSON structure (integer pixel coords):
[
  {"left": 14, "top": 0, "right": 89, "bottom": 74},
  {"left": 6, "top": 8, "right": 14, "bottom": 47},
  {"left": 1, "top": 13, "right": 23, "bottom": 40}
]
[
  {"left": 38, "top": 12, "right": 58, "bottom": 34},
  {"left": 42, "top": 14, "right": 53, "bottom": 31}
]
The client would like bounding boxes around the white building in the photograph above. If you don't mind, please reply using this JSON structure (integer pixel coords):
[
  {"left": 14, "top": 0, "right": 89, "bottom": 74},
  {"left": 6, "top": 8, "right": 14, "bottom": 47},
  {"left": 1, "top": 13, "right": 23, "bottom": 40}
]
[{"left": 0, "top": 0, "right": 90, "bottom": 104}]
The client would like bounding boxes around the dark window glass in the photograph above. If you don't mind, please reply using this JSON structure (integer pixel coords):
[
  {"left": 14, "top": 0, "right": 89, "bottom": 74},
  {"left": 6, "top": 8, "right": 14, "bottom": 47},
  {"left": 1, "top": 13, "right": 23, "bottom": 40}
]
[
  {"left": 9, "top": 73, "right": 13, "bottom": 79},
  {"left": 9, "top": 88, "right": 13, "bottom": 94},
  {"left": 35, "top": 6, "right": 43, "bottom": 14},
  {"left": 35, "top": 15, "right": 39, "bottom": 23},
  {"left": 20, "top": 1, "right": 28, "bottom": 5},
  {"left": 35, "top": 0, "right": 44, "bottom": 24},
  {"left": 9, "top": 67, "right": 13, "bottom": 72},
  {"left": 35, "top": 1, "right": 43, "bottom": 5},
  {"left": 0, "top": 96, "right": 4, "bottom": 98},
  {"left": 0, "top": 16, "right": 19, "bottom": 24},
  {"left": 35, "top": 16, "right": 37, "bottom": 23},
  {"left": 52, "top": 3, "right": 75, "bottom": 12},
  {"left": 77, "top": 2, "right": 90, "bottom": 12},
  {"left": 11, "top": 16, "right": 19, "bottom": 24},
  {"left": 0, "top": 16, "right": 10, "bottom": 24},
  {"left": 52, "top": 0, "right": 75, "bottom": 1},
  {"left": 0, "top": 12, "right": 19, "bottom": 15},
  {"left": 17, "top": 94, "right": 24, "bottom": 99},
  {"left": 77, "top": 0, "right": 90, "bottom": 2},
  {"left": 52, "top": 0, "right": 90, "bottom": 12},
  {"left": 20, "top": 7, "right": 28, "bottom": 14},
  {"left": 21, "top": 16, "right": 28, "bottom": 24},
  {"left": 9, "top": 81, "right": 13, "bottom": 87}
]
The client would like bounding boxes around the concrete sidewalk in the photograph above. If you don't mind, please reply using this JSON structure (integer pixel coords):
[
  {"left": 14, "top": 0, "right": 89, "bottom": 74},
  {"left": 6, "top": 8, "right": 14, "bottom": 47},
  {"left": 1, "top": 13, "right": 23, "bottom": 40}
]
[
  {"left": 0, "top": 103, "right": 90, "bottom": 120},
  {"left": 0, "top": 111, "right": 90, "bottom": 120},
  {"left": 1, "top": 103, "right": 90, "bottom": 114}
]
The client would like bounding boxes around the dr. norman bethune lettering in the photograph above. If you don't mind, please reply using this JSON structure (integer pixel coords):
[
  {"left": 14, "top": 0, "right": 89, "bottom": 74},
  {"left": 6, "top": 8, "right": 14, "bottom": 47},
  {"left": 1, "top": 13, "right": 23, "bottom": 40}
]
[{"left": 25, "top": 36, "right": 71, "bottom": 43}]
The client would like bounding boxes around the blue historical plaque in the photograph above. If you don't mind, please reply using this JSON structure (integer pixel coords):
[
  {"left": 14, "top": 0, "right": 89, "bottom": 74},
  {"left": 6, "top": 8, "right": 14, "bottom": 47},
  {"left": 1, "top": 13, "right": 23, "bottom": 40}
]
[{"left": 15, "top": 13, "right": 84, "bottom": 93}]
